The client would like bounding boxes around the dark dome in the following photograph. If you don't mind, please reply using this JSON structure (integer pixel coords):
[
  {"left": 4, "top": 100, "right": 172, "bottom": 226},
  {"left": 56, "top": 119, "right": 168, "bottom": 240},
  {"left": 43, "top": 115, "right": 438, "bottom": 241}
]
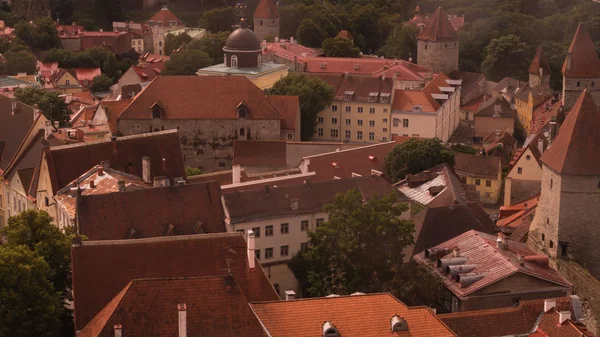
[{"left": 224, "top": 28, "right": 261, "bottom": 51}]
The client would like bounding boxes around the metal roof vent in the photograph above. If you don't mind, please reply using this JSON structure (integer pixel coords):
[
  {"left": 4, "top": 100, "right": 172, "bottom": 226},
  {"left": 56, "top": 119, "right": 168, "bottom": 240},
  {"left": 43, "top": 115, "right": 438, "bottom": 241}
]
[
  {"left": 323, "top": 321, "right": 339, "bottom": 337},
  {"left": 391, "top": 315, "right": 408, "bottom": 332}
]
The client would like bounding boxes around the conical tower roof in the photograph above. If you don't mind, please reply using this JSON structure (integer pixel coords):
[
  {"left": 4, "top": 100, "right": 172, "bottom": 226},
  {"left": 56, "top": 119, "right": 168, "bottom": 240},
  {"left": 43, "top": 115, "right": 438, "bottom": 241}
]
[
  {"left": 541, "top": 90, "right": 600, "bottom": 175},
  {"left": 562, "top": 23, "right": 600, "bottom": 78},
  {"left": 529, "top": 46, "right": 551, "bottom": 75},
  {"left": 254, "top": 0, "right": 279, "bottom": 19},
  {"left": 417, "top": 6, "right": 458, "bottom": 42}
]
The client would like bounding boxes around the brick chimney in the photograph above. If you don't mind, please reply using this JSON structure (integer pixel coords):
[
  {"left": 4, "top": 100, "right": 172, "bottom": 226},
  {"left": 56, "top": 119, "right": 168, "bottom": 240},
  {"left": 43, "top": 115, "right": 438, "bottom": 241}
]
[
  {"left": 101, "top": 160, "right": 110, "bottom": 170},
  {"left": 452, "top": 246, "right": 460, "bottom": 257},
  {"left": 178, "top": 304, "right": 187, "bottom": 337},
  {"left": 544, "top": 298, "right": 556, "bottom": 312},
  {"left": 559, "top": 311, "right": 571, "bottom": 324},
  {"left": 247, "top": 229, "right": 255, "bottom": 269},
  {"left": 142, "top": 156, "right": 151, "bottom": 183},
  {"left": 232, "top": 165, "right": 241, "bottom": 184},
  {"left": 285, "top": 290, "right": 296, "bottom": 300},
  {"left": 497, "top": 232, "right": 508, "bottom": 250},
  {"left": 114, "top": 324, "right": 123, "bottom": 337}
]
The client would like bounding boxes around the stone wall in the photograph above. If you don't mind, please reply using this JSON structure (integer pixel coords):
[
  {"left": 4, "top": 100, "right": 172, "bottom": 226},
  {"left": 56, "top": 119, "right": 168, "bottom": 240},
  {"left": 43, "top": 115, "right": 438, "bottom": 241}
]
[
  {"left": 562, "top": 76, "right": 600, "bottom": 111},
  {"left": 254, "top": 18, "right": 280, "bottom": 41},
  {"left": 558, "top": 260, "right": 600, "bottom": 336},
  {"left": 118, "top": 119, "right": 281, "bottom": 172},
  {"left": 417, "top": 40, "right": 459, "bottom": 75}
]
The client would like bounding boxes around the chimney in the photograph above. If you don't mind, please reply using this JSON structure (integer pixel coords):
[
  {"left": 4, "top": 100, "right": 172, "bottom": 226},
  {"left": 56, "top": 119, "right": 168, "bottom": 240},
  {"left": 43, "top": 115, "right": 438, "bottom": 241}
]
[
  {"left": 517, "top": 254, "right": 524, "bottom": 266},
  {"left": 153, "top": 176, "right": 170, "bottom": 187},
  {"left": 544, "top": 298, "right": 556, "bottom": 312},
  {"left": 101, "top": 160, "right": 110, "bottom": 170},
  {"left": 118, "top": 180, "right": 126, "bottom": 192},
  {"left": 114, "top": 325, "right": 123, "bottom": 337},
  {"left": 452, "top": 246, "right": 460, "bottom": 257},
  {"left": 559, "top": 311, "right": 571, "bottom": 324},
  {"left": 538, "top": 138, "right": 544, "bottom": 154},
  {"left": 285, "top": 290, "right": 296, "bottom": 300},
  {"left": 232, "top": 165, "right": 241, "bottom": 184},
  {"left": 142, "top": 156, "right": 151, "bottom": 183},
  {"left": 290, "top": 36, "right": 295, "bottom": 44},
  {"left": 97, "top": 167, "right": 104, "bottom": 176},
  {"left": 566, "top": 52, "right": 572, "bottom": 70},
  {"left": 54, "top": 121, "right": 59, "bottom": 129},
  {"left": 178, "top": 304, "right": 187, "bottom": 337},
  {"left": 539, "top": 67, "right": 543, "bottom": 80},
  {"left": 89, "top": 180, "right": 95, "bottom": 188},
  {"left": 10, "top": 97, "right": 16, "bottom": 115},
  {"left": 111, "top": 136, "right": 117, "bottom": 156},
  {"left": 497, "top": 232, "right": 508, "bottom": 250},
  {"left": 247, "top": 229, "right": 255, "bottom": 269},
  {"left": 264, "top": 184, "right": 270, "bottom": 195}
]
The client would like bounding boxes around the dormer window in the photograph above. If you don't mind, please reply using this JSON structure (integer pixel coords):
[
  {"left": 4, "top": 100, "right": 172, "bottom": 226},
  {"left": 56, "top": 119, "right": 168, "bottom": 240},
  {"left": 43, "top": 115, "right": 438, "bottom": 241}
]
[
  {"left": 344, "top": 91, "right": 354, "bottom": 100},
  {"left": 237, "top": 101, "right": 248, "bottom": 119},
  {"left": 391, "top": 315, "right": 408, "bottom": 332},
  {"left": 380, "top": 92, "right": 391, "bottom": 103},
  {"left": 368, "top": 92, "right": 378, "bottom": 102},
  {"left": 231, "top": 55, "right": 238, "bottom": 68},
  {"left": 151, "top": 101, "right": 164, "bottom": 119},
  {"left": 322, "top": 322, "right": 339, "bottom": 337}
]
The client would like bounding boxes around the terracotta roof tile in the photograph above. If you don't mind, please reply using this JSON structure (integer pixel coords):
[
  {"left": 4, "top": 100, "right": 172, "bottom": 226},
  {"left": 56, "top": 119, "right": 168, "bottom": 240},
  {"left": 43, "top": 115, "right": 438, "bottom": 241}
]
[
  {"left": 251, "top": 293, "right": 456, "bottom": 337},
  {"left": 529, "top": 46, "right": 552, "bottom": 75},
  {"left": 562, "top": 23, "right": 600, "bottom": 78},
  {"left": 453, "top": 153, "right": 501, "bottom": 180},
  {"left": 266, "top": 95, "right": 299, "bottom": 131},
  {"left": 336, "top": 30, "right": 353, "bottom": 40},
  {"left": 254, "top": 0, "right": 279, "bottom": 19},
  {"left": 541, "top": 90, "right": 600, "bottom": 175},
  {"left": 233, "top": 140, "right": 287, "bottom": 168},
  {"left": 147, "top": 7, "right": 183, "bottom": 26},
  {"left": 417, "top": 7, "right": 459, "bottom": 42},
  {"left": 302, "top": 58, "right": 428, "bottom": 80},
  {"left": 80, "top": 31, "right": 133, "bottom": 55},
  {"left": 393, "top": 90, "right": 439, "bottom": 112},
  {"left": 119, "top": 76, "right": 285, "bottom": 120},
  {"left": 132, "top": 61, "right": 166, "bottom": 82},
  {"left": 71, "top": 233, "right": 278, "bottom": 330},
  {"left": 532, "top": 308, "right": 596, "bottom": 337},
  {"left": 475, "top": 95, "right": 515, "bottom": 118},
  {"left": 98, "top": 99, "right": 132, "bottom": 133},
  {"left": 44, "top": 130, "right": 186, "bottom": 192}
]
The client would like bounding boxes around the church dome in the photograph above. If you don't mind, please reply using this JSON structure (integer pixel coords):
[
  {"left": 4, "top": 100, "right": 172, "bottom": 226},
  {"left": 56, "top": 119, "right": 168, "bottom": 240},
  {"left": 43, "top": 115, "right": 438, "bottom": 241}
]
[{"left": 224, "top": 27, "right": 261, "bottom": 52}]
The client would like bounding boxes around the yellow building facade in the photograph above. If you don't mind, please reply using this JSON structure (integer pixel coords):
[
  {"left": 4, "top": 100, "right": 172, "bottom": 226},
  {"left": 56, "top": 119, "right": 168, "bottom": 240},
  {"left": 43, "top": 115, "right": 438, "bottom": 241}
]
[{"left": 454, "top": 153, "right": 502, "bottom": 205}]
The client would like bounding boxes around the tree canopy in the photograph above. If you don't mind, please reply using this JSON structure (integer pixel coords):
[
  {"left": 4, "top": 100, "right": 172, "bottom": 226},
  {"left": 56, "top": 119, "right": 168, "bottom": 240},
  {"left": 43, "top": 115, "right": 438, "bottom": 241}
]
[
  {"left": 481, "top": 34, "right": 530, "bottom": 82},
  {"left": 187, "top": 31, "right": 229, "bottom": 65},
  {"left": 268, "top": 73, "right": 334, "bottom": 141},
  {"left": 14, "top": 16, "right": 61, "bottom": 53},
  {"left": 164, "top": 32, "right": 192, "bottom": 56},
  {"left": 377, "top": 24, "right": 418, "bottom": 60},
  {"left": 384, "top": 138, "right": 455, "bottom": 183},
  {"left": 321, "top": 37, "right": 361, "bottom": 58},
  {"left": 163, "top": 49, "right": 212, "bottom": 75},
  {"left": 199, "top": 6, "right": 236, "bottom": 33},
  {"left": 14, "top": 88, "right": 70, "bottom": 126},
  {"left": 90, "top": 74, "right": 114, "bottom": 93},
  {"left": 41, "top": 47, "right": 130, "bottom": 80},
  {"left": 288, "top": 189, "right": 446, "bottom": 307},
  {"left": 2, "top": 49, "right": 37, "bottom": 75}
]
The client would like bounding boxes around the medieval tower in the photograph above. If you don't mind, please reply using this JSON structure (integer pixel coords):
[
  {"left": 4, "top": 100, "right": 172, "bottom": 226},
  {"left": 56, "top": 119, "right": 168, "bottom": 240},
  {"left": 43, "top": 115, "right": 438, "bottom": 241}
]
[
  {"left": 416, "top": 6, "right": 459, "bottom": 74},
  {"left": 562, "top": 23, "right": 600, "bottom": 111},
  {"left": 529, "top": 46, "right": 551, "bottom": 89},
  {"left": 528, "top": 90, "right": 600, "bottom": 278},
  {"left": 253, "top": 0, "right": 279, "bottom": 42}
]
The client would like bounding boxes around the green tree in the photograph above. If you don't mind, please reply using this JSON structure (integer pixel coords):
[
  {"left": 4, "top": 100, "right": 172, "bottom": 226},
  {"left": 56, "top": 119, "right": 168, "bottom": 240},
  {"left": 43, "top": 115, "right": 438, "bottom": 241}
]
[
  {"left": 296, "top": 18, "right": 327, "bottom": 48},
  {"left": 268, "top": 73, "right": 334, "bottom": 140},
  {"left": 163, "top": 49, "right": 212, "bottom": 75},
  {"left": 41, "top": 48, "right": 78, "bottom": 68},
  {"left": 187, "top": 31, "right": 229, "bottom": 65},
  {"left": 14, "top": 17, "right": 61, "bottom": 52},
  {"left": 451, "top": 144, "right": 477, "bottom": 155},
  {"left": 481, "top": 34, "right": 530, "bottom": 81},
  {"left": 50, "top": 0, "right": 74, "bottom": 24},
  {"left": 164, "top": 32, "right": 192, "bottom": 56},
  {"left": 384, "top": 138, "right": 455, "bottom": 182},
  {"left": 288, "top": 189, "right": 446, "bottom": 307},
  {"left": 321, "top": 37, "right": 361, "bottom": 58},
  {"left": 185, "top": 166, "right": 203, "bottom": 176},
  {"left": 14, "top": 88, "right": 70, "bottom": 125},
  {"left": 0, "top": 245, "right": 63, "bottom": 337},
  {"left": 4, "top": 50, "right": 37, "bottom": 75},
  {"left": 199, "top": 6, "right": 236, "bottom": 33},
  {"left": 377, "top": 24, "right": 418, "bottom": 60},
  {"left": 90, "top": 74, "right": 114, "bottom": 92}
]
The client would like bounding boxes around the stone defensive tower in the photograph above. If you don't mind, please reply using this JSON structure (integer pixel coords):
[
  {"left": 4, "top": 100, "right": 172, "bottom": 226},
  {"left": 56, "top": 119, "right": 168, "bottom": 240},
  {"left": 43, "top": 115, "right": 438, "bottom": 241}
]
[
  {"left": 416, "top": 6, "right": 459, "bottom": 74},
  {"left": 529, "top": 46, "right": 551, "bottom": 89},
  {"left": 253, "top": 0, "right": 279, "bottom": 42}
]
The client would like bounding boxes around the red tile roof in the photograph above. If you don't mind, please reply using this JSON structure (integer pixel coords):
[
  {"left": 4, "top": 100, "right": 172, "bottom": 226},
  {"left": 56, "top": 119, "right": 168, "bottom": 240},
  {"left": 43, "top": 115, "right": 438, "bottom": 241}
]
[
  {"left": 414, "top": 230, "right": 571, "bottom": 298},
  {"left": 267, "top": 95, "right": 299, "bottom": 131},
  {"left": 306, "top": 73, "right": 394, "bottom": 103},
  {"left": 132, "top": 62, "right": 166, "bottom": 82},
  {"left": 233, "top": 140, "right": 287, "bottom": 167},
  {"left": 119, "top": 76, "right": 287, "bottom": 121},
  {"left": 71, "top": 233, "right": 278, "bottom": 330},
  {"left": 262, "top": 41, "right": 321, "bottom": 60},
  {"left": 73, "top": 68, "right": 101, "bottom": 84},
  {"left": 417, "top": 7, "right": 459, "bottom": 42},
  {"left": 529, "top": 46, "right": 552, "bottom": 75},
  {"left": 250, "top": 293, "right": 456, "bottom": 337},
  {"left": 302, "top": 58, "right": 429, "bottom": 80},
  {"left": 56, "top": 24, "right": 85, "bottom": 37},
  {"left": 300, "top": 142, "right": 396, "bottom": 181},
  {"left": 44, "top": 130, "right": 186, "bottom": 193},
  {"left": 562, "top": 23, "right": 600, "bottom": 78},
  {"left": 532, "top": 308, "right": 596, "bottom": 337},
  {"left": 77, "top": 276, "right": 269, "bottom": 337},
  {"left": 541, "top": 90, "right": 600, "bottom": 175},
  {"left": 336, "top": 30, "right": 353, "bottom": 40},
  {"left": 453, "top": 153, "right": 501, "bottom": 180},
  {"left": 392, "top": 90, "right": 439, "bottom": 112},
  {"left": 80, "top": 31, "right": 133, "bottom": 55},
  {"left": 147, "top": 7, "right": 183, "bottom": 26},
  {"left": 254, "top": 0, "right": 279, "bottom": 19},
  {"left": 98, "top": 99, "right": 132, "bottom": 133}
]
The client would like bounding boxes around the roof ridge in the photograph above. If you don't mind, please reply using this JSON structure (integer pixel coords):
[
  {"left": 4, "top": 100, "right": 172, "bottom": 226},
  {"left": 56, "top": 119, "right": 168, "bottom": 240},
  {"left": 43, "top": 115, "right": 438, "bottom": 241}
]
[
  {"left": 250, "top": 292, "right": 394, "bottom": 305},
  {"left": 50, "top": 129, "right": 178, "bottom": 151},
  {"left": 302, "top": 141, "right": 395, "bottom": 159},
  {"left": 79, "top": 232, "right": 244, "bottom": 247}
]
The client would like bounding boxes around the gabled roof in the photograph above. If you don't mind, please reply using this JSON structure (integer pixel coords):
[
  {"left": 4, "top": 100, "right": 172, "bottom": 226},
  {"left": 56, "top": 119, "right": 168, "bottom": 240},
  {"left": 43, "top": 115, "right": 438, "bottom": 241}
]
[
  {"left": 417, "top": 7, "right": 459, "bottom": 42},
  {"left": 119, "top": 76, "right": 286, "bottom": 120},
  {"left": 414, "top": 230, "right": 571, "bottom": 298},
  {"left": 132, "top": 61, "right": 166, "bottom": 82},
  {"left": 77, "top": 182, "right": 226, "bottom": 240},
  {"left": 147, "top": 7, "right": 183, "bottom": 26},
  {"left": 301, "top": 58, "right": 429, "bottom": 80},
  {"left": 72, "top": 233, "right": 279, "bottom": 330},
  {"left": 532, "top": 307, "right": 596, "bottom": 337},
  {"left": 97, "top": 99, "right": 132, "bottom": 133},
  {"left": 454, "top": 153, "right": 501, "bottom": 180},
  {"left": 267, "top": 95, "right": 299, "bottom": 131},
  {"left": 392, "top": 90, "right": 439, "bottom": 112},
  {"left": 233, "top": 140, "right": 287, "bottom": 168},
  {"left": 0, "top": 96, "right": 36, "bottom": 172},
  {"left": 336, "top": 30, "right": 353, "bottom": 40},
  {"left": 44, "top": 130, "right": 186, "bottom": 192},
  {"left": 250, "top": 293, "right": 457, "bottom": 337},
  {"left": 3, "top": 130, "right": 47, "bottom": 200},
  {"left": 254, "top": 0, "right": 279, "bottom": 19},
  {"left": 507, "top": 144, "right": 542, "bottom": 176},
  {"left": 475, "top": 95, "right": 515, "bottom": 118},
  {"left": 562, "top": 23, "right": 600, "bottom": 78},
  {"left": 529, "top": 46, "right": 552, "bottom": 75},
  {"left": 541, "top": 90, "right": 600, "bottom": 175}
]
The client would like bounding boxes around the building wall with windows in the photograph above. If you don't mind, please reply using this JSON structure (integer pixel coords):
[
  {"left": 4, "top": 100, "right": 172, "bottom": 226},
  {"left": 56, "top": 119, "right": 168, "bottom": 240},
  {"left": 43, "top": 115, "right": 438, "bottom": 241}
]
[
  {"left": 504, "top": 146, "right": 542, "bottom": 206},
  {"left": 462, "top": 173, "right": 501, "bottom": 205},
  {"left": 4, "top": 171, "right": 35, "bottom": 225},
  {"left": 390, "top": 112, "right": 436, "bottom": 139},
  {"left": 562, "top": 76, "right": 600, "bottom": 112}
]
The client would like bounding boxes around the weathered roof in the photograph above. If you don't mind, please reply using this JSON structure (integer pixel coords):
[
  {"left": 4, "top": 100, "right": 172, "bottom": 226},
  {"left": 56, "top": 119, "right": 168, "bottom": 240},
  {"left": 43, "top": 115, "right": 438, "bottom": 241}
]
[
  {"left": 233, "top": 140, "right": 287, "bottom": 168},
  {"left": 72, "top": 233, "right": 278, "bottom": 330},
  {"left": 147, "top": 7, "right": 183, "bottom": 26},
  {"left": 98, "top": 99, "right": 132, "bottom": 133},
  {"left": 267, "top": 95, "right": 299, "bottom": 131},
  {"left": 223, "top": 175, "right": 405, "bottom": 224},
  {"left": 336, "top": 30, "right": 353, "bottom": 40},
  {"left": 392, "top": 90, "right": 439, "bottom": 112},
  {"left": 414, "top": 230, "right": 571, "bottom": 298},
  {"left": 254, "top": 0, "right": 279, "bottom": 19},
  {"left": 562, "top": 23, "right": 600, "bottom": 78},
  {"left": 448, "top": 71, "right": 485, "bottom": 101},
  {"left": 78, "top": 276, "right": 268, "bottom": 337},
  {"left": 475, "top": 95, "right": 515, "bottom": 118},
  {"left": 453, "top": 153, "right": 501, "bottom": 180},
  {"left": 532, "top": 307, "right": 596, "bottom": 337},
  {"left": 301, "top": 58, "right": 429, "bottom": 80},
  {"left": 529, "top": 46, "right": 552, "bottom": 75},
  {"left": 417, "top": 7, "right": 459, "bottom": 42},
  {"left": 119, "top": 76, "right": 286, "bottom": 120},
  {"left": 44, "top": 130, "right": 186, "bottom": 192},
  {"left": 0, "top": 96, "right": 36, "bottom": 172},
  {"left": 541, "top": 90, "right": 600, "bottom": 175},
  {"left": 250, "top": 293, "right": 457, "bottom": 337},
  {"left": 306, "top": 73, "right": 394, "bottom": 103}
]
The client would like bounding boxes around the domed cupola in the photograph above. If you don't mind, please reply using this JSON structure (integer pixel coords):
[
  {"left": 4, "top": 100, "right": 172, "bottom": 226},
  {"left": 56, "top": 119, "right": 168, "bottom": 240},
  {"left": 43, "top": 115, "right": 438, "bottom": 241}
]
[{"left": 223, "top": 19, "right": 263, "bottom": 68}]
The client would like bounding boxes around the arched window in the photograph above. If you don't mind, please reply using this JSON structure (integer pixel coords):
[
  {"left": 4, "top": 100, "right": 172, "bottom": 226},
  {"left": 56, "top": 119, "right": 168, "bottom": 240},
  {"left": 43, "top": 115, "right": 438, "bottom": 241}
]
[
  {"left": 240, "top": 128, "right": 245, "bottom": 136},
  {"left": 231, "top": 55, "right": 238, "bottom": 68},
  {"left": 257, "top": 54, "right": 262, "bottom": 67},
  {"left": 224, "top": 54, "right": 227, "bottom": 64},
  {"left": 260, "top": 20, "right": 263, "bottom": 25}
]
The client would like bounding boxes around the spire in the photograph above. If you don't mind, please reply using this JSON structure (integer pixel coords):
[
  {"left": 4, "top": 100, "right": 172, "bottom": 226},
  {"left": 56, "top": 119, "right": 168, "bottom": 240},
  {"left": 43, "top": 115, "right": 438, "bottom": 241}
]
[
  {"left": 415, "top": 4, "right": 421, "bottom": 13},
  {"left": 416, "top": 6, "right": 458, "bottom": 42},
  {"left": 562, "top": 23, "right": 600, "bottom": 78},
  {"left": 541, "top": 90, "right": 600, "bottom": 175},
  {"left": 254, "top": 0, "right": 279, "bottom": 19},
  {"left": 529, "top": 46, "right": 551, "bottom": 75}
]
